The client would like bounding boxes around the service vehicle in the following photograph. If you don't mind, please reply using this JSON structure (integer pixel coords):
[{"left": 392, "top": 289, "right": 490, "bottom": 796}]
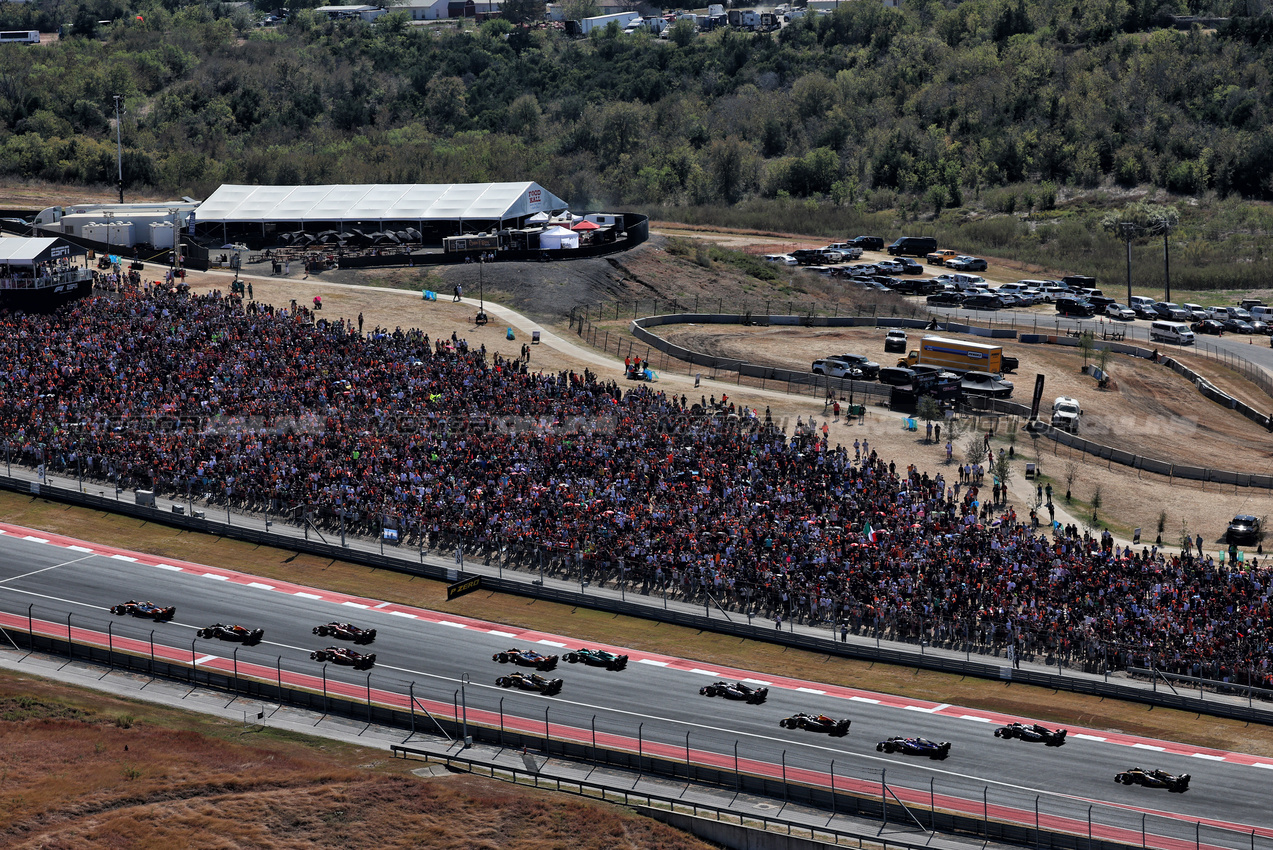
[
  {"left": 699, "top": 681, "right": 769, "bottom": 703},
  {"left": 1051, "top": 396, "right": 1082, "bottom": 432},
  {"left": 1149, "top": 321, "right": 1195, "bottom": 345},
  {"left": 1227, "top": 515, "right": 1262, "bottom": 545},
  {"left": 897, "top": 336, "right": 1005, "bottom": 375},
  {"left": 883, "top": 329, "right": 908, "bottom": 353}
]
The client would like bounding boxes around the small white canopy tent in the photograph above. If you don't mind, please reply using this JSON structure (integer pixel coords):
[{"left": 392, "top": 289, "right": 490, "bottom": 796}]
[
  {"left": 526, "top": 211, "right": 551, "bottom": 224},
  {"left": 539, "top": 226, "right": 579, "bottom": 250}
]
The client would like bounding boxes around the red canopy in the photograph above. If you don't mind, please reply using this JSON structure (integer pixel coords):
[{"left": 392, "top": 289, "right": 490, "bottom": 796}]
[{"left": 571, "top": 220, "right": 600, "bottom": 231}]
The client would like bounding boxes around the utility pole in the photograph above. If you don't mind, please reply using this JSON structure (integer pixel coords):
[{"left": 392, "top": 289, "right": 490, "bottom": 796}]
[{"left": 113, "top": 95, "right": 124, "bottom": 204}]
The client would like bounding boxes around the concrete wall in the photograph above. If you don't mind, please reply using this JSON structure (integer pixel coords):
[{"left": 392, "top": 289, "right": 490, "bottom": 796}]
[{"left": 638, "top": 808, "right": 851, "bottom": 850}]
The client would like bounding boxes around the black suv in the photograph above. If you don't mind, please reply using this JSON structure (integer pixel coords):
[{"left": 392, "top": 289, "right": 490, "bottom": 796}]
[
  {"left": 961, "top": 294, "right": 1004, "bottom": 310},
  {"left": 1055, "top": 297, "right": 1096, "bottom": 317},
  {"left": 1227, "top": 515, "right": 1262, "bottom": 545},
  {"left": 833, "top": 353, "right": 880, "bottom": 380},
  {"left": 886, "top": 236, "right": 937, "bottom": 257},
  {"left": 850, "top": 236, "right": 885, "bottom": 251}
]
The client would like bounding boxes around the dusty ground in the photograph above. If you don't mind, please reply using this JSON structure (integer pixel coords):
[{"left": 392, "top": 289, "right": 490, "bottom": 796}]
[{"left": 0, "top": 670, "right": 713, "bottom": 850}]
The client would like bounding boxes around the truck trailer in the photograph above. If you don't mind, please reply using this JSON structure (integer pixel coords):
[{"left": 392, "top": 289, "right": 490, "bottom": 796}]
[{"left": 898, "top": 336, "right": 1005, "bottom": 375}]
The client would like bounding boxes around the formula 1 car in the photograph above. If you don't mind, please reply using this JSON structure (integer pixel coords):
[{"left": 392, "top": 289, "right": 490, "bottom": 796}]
[
  {"left": 493, "top": 648, "right": 559, "bottom": 670},
  {"left": 994, "top": 722, "right": 1067, "bottom": 746},
  {"left": 110, "top": 600, "right": 176, "bottom": 621},
  {"left": 779, "top": 713, "right": 851, "bottom": 736},
  {"left": 312, "top": 622, "right": 377, "bottom": 645},
  {"left": 877, "top": 737, "right": 952, "bottom": 759},
  {"left": 196, "top": 623, "right": 265, "bottom": 645},
  {"left": 563, "top": 648, "right": 628, "bottom": 670},
  {"left": 495, "top": 671, "right": 564, "bottom": 696},
  {"left": 1115, "top": 767, "right": 1190, "bottom": 792},
  {"left": 310, "top": 646, "right": 376, "bottom": 670},
  {"left": 700, "top": 681, "right": 769, "bottom": 704}
]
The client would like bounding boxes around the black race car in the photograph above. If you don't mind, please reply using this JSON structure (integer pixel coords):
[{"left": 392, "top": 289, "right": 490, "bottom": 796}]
[
  {"left": 779, "top": 713, "right": 851, "bottom": 736},
  {"left": 311, "top": 646, "right": 376, "bottom": 670},
  {"left": 877, "top": 736, "right": 952, "bottom": 759},
  {"left": 700, "top": 681, "right": 769, "bottom": 704},
  {"left": 110, "top": 600, "right": 176, "bottom": 621},
  {"left": 994, "top": 722, "right": 1067, "bottom": 746},
  {"left": 563, "top": 647, "right": 628, "bottom": 670},
  {"left": 496, "top": 671, "right": 564, "bottom": 696},
  {"left": 1115, "top": 767, "right": 1190, "bottom": 792},
  {"left": 196, "top": 623, "right": 264, "bottom": 645},
  {"left": 313, "top": 621, "right": 377, "bottom": 644},
  {"left": 493, "top": 647, "right": 559, "bottom": 670}
]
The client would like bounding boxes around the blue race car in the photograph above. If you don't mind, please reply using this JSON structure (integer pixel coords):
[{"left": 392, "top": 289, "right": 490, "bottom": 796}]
[{"left": 877, "top": 736, "right": 951, "bottom": 759}]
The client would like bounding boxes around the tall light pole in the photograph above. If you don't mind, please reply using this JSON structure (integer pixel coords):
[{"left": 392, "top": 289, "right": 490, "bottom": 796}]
[{"left": 113, "top": 95, "right": 124, "bottom": 204}]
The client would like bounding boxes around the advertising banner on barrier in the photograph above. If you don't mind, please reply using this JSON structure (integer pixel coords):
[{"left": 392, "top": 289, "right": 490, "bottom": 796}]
[{"left": 446, "top": 575, "right": 482, "bottom": 601}]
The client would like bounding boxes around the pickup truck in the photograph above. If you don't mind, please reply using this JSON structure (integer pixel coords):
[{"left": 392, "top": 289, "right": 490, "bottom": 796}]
[{"left": 1051, "top": 396, "right": 1082, "bottom": 432}]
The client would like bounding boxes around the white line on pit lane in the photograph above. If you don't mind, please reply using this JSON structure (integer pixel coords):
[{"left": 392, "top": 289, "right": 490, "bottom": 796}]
[{"left": 0, "top": 554, "right": 96, "bottom": 585}]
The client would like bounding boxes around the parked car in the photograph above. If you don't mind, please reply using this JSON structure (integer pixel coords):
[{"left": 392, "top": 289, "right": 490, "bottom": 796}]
[
  {"left": 961, "top": 293, "right": 1004, "bottom": 310},
  {"left": 1105, "top": 303, "right": 1136, "bottom": 320},
  {"left": 926, "top": 291, "right": 964, "bottom": 307},
  {"left": 877, "top": 366, "right": 916, "bottom": 386},
  {"left": 1055, "top": 298, "right": 1096, "bottom": 317},
  {"left": 1181, "top": 303, "right": 1209, "bottom": 321},
  {"left": 1154, "top": 302, "right": 1190, "bottom": 321},
  {"left": 832, "top": 353, "right": 880, "bottom": 379},
  {"left": 926, "top": 248, "right": 960, "bottom": 266},
  {"left": 946, "top": 255, "right": 988, "bottom": 271},
  {"left": 1227, "top": 515, "right": 1262, "bottom": 545},
  {"left": 764, "top": 253, "right": 798, "bottom": 265},
  {"left": 1250, "top": 319, "right": 1271, "bottom": 335},
  {"left": 894, "top": 258, "right": 924, "bottom": 274},
  {"left": 874, "top": 259, "right": 904, "bottom": 275},
  {"left": 1222, "top": 318, "right": 1255, "bottom": 334},
  {"left": 1134, "top": 303, "right": 1161, "bottom": 320},
  {"left": 1038, "top": 285, "right": 1070, "bottom": 303},
  {"left": 883, "top": 329, "right": 908, "bottom": 353},
  {"left": 886, "top": 236, "right": 937, "bottom": 256},
  {"left": 850, "top": 235, "right": 885, "bottom": 251},
  {"left": 1088, "top": 295, "right": 1117, "bottom": 311},
  {"left": 1191, "top": 319, "right": 1224, "bottom": 335},
  {"left": 1051, "top": 396, "right": 1082, "bottom": 432}
]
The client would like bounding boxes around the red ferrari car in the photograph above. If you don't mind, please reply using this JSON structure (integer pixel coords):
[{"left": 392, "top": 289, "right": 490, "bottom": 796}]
[
  {"left": 110, "top": 600, "right": 176, "bottom": 621},
  {"left": 311, "top": 646, "right": 376, "bottom": 670},
  {"left": 312, "top": 622, "right": 377, "bottom": 644},
  {"left": 493, "top": 648, "right": 559, "bottom": 670}
]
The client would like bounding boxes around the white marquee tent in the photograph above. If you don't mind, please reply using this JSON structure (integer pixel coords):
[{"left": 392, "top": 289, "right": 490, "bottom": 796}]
[
  {"left": 538, "top": 226, "right": 579, "bottom": 250},
  {"left": 195, "top": 182, "right": 570, "bottom": 230}
]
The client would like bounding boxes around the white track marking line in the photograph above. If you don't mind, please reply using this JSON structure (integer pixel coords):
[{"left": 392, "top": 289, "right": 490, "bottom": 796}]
[
  {"left": 0, "top": 554, "right": 95, "bottom": 585},
  {"left": 689, "top": 669, "right": 719, "bottom": 676},
  {"left": 796, "top": 687, "right": 826, "bottom": 694},
  {"left": 1253, "top": 763, "right": 1273, "bottom": 770},
  {"left": 202, "top": 573, "right": 229, "bottom": 581},
  {"left": 248, "top": 582, "right": 273, "bottom": 589},
  {"left": 962, "top": 716, "right": 993, "bottom": 722},
  {"left": 341, "top": 602, "right": 370, "bottom": 609},
  {"left": 636, "top": 658, "right": 668, "bottom": 666},
  {"left": 110, "top": 554, "right": 137, "bottom": 562},
  {"left": 23, "top": 536, "right": 49, "bottom": 543},
  {"left": 155, "top": 564, "right": 182, "bottom": 572},
  {"left": 1073, "top": 733, "right": 1106, "bottom": 741},
  {"left": 489, "top": 630, "right": 517, "bottom": 638},
  {"left": 1191, "top": 753, "right": 1225, "bottom": 760},
  {"left": 850, "top": 696, "right": 880, "bottom": 704},
  {"left": 389, "top": 611, "right": 416, "bottom": 618},
  {"left": 742, "top": 678, "right": 772, "bottom": 686},
  {"left": 67, "top": 545, "right": 94, "bottom": 553},
  {"left": 294, "top": 592, "right": 322, "bottom": 600},
  {"left": 437, "top": 621, "right": 466, "bottom": 628},
  {"left": 537, "top": 640, "right": 566, "bottom": 647},
  {"left": 1132, "top": 743, "right": 1165, "bottom": 751},
  {"left": 374, "top": 602, "right": 391, "bottom": 609},
  {"left": 194, "top": 655, "right": 218, "bottom": 665}
]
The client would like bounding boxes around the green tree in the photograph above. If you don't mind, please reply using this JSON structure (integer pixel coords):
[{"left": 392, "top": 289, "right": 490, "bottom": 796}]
[
  {"left": 916, "top": 395, "right": 942, "bottom": 441},
  {"left": 500, "top": 0, "right": 546, "bottom": 24}
]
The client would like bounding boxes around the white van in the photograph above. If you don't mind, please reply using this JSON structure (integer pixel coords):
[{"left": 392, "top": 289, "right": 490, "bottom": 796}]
[
  {"left": 1150, "top": 321, "right": 1195, "bottom": 345},
  {"left": 1250, "top": 305, "right": 1273, "bottom": 322}
]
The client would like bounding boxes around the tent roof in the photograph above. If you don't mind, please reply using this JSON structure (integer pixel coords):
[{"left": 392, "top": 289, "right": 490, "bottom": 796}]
[
  {"left": 0, "top": 237, "right": 77, "bottom": 264},
  {"left": 196, "top": 183, "right": 570, "bottom": 224},
  {"left": 571, "top": 220, "right": 600, "bottom": 230}
]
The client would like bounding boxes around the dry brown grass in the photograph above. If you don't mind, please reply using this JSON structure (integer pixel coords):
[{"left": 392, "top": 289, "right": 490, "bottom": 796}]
[
  {"left": 0, "top": 672, "right": 714, "bottom": 849},
  {"left": 6, "top": 490, "right": 1273, "bottom": 758}
]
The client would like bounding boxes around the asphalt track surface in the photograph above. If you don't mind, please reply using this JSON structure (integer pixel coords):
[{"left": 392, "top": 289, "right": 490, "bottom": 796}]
[{"left": 0, "top": 524, "right": 1270, "bottom": 850}]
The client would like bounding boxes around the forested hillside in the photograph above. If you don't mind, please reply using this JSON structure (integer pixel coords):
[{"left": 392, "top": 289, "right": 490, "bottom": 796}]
[{"left": 3, "top": 0, "right": 1273, "bottom": 287}]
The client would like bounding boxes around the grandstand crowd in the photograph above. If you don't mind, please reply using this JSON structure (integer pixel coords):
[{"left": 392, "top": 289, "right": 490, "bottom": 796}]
[{"left": 2, "top": 286, "right": 1271, "bottom": 689}]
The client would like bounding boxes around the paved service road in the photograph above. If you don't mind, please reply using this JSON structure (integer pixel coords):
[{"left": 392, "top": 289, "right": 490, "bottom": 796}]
[{"left": 0, "top": 528, "right": 1270, "bottom": 850}]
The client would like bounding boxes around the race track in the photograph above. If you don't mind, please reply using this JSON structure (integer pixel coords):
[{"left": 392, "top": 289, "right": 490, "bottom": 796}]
[{"left": 0, "top": 524, "right": 1269, "bottom": 850}]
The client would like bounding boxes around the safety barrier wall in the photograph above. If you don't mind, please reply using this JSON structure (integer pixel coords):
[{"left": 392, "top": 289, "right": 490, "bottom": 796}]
[{"left": 5, "top": 470, "right": 1273, "bottom": 726}]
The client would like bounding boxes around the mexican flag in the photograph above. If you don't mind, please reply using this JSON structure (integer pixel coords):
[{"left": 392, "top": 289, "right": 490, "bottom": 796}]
[{"left": 863, "top": 521, "right": 880, "bottom": 544}]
